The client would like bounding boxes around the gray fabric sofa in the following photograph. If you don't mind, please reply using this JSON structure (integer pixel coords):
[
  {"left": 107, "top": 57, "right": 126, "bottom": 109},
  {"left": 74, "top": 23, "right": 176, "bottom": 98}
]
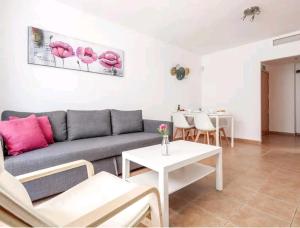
[{"left": 1, "top": 109, "right": 173, "bottom": 201}]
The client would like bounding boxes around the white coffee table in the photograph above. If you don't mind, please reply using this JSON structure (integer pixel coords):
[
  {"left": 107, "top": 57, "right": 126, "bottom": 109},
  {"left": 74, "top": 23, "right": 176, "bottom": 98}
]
[{"left": 122, "top": 140, "right": 223, "bottom": 226}]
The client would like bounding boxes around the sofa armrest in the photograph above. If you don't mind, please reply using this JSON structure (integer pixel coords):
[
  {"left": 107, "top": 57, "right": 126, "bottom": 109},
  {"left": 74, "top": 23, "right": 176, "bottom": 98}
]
[
  {"left": 143, "top": 119, "right": 173, "bottom": 141},
  {"left": 16, "top": 160, "right": 95, "bottom": 184}
]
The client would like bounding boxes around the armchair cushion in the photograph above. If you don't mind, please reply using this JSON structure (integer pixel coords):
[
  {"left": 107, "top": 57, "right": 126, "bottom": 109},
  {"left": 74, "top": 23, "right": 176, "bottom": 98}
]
[
  {"left": 111, "top": 110, "right": 143, "bottom": 135},
  {"left": 35, "top": 172, "right": 151, "bottom": 227},
  {"left": 67, "top": 110, "right": 111, "bottom": 140}
]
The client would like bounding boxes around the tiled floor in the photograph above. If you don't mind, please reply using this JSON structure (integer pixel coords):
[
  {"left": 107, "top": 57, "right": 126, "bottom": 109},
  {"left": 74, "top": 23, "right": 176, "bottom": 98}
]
[{"left": 138, "top": 134, "right": 300, "bottom": 227}]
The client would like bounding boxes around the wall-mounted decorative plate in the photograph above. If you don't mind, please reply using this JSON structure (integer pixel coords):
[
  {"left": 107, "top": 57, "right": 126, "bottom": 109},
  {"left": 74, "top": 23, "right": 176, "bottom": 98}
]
[{"left": 171, "top": 65, "right": 190, "bottom": 80}]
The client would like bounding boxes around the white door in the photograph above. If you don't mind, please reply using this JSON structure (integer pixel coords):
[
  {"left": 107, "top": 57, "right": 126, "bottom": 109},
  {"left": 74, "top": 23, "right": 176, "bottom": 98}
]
[{"left": 296, "top": 67, "right": 300, "bottom": 133}]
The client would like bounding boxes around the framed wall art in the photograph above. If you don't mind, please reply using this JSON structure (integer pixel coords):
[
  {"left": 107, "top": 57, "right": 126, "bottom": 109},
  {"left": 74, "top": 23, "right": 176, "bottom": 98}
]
[{"left": 28, "top": 26, "right": 124, "bottom": 77}]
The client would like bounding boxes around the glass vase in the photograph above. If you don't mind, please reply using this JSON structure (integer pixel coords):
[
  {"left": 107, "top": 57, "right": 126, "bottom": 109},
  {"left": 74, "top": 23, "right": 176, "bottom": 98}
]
[{"left": 161, "top": 135, "right": 170, "bottom": 156}]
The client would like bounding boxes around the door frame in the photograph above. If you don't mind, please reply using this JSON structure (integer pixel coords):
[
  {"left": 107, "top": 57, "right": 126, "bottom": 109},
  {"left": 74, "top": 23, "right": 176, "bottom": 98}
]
[{"left": 261, "top": 69, "right": 270, "bottom": 137}]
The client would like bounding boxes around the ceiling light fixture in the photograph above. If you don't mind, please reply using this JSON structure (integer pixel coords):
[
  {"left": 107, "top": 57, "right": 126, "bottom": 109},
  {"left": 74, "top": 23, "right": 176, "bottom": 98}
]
[{"left": 242, "top": 6, "right": 261, "bottom": 22}]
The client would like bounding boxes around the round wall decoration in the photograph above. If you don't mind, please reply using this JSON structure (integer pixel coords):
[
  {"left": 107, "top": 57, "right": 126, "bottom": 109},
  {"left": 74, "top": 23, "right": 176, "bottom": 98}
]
[{"left": 170, "top": 65, "right": 190, "bottom": 80}]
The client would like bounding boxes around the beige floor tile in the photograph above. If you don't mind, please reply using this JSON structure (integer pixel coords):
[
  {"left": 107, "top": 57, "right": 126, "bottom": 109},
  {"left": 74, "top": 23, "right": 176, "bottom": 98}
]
[
  {"left": 171, "top": 182, "right": 210, "bottom": 203},
  {"left": 270, "top": 169, "right": 300, "bottom": 185},
  {"left": 292, "top": 209, "right": 300, "bottom": 227},
  {"left": 247, "top": 192, "right": 297, "bottom": 221},
  {"left": 223, "top": 220, "right": 238, "bottom": 227},
  {"left": 169, "top": 194, "right": 190, "bottom": 212},
  {"left": 222, "top": 182, "right": 257, "bottom": 203},
  {"left": 229, "top": 205, "right": 289, "bottom": 227},
  {"left": 193, "top": 196, "right": 244, "bottom": 220},
  {"left": 259, "top": 181, "right": 300, "bottom": 206},
  {"left": 267, "top": 178, "right": 300, "bottom": 193},
  {"left": 229, "top": 173, "right": 268, "bottom": 191},
  {"left": 170, "top": 203, "right": 227, "bottom": 227}
]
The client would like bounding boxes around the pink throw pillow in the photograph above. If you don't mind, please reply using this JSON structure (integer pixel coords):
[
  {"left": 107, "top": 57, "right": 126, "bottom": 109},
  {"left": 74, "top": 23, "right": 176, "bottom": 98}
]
[
  {"left": 0, "top": 115, "right": 48, "bottom": 156},
  {"left": 9, "top": 115, "right": 54, "bottom": 144}
]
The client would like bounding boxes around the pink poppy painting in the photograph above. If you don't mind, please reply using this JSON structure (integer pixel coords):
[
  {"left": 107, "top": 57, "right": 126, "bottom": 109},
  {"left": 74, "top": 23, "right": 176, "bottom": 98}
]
[
  {"left": 76, "top": 47, "right": 97, "bottom": 71},
  {"left": 99, "top": 51, "right": 122, "bottom": 68},
  {"left": 49, "top": 41, "right": 74, "bottom": 67},
  {"left": 28, "top": 27, "right": 124, "bottom": 76},
  {"left": 98, "top": 51, "right": 122, "bottom": 75},
  {"left": 49, "top": 41, "right": 74, "bottom": 59}
]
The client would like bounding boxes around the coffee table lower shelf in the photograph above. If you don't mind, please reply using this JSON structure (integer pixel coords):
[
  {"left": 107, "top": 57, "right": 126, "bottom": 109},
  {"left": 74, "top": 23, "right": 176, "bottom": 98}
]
[{"left": 128, "top": 163, "right": 215, "bottom": 194}]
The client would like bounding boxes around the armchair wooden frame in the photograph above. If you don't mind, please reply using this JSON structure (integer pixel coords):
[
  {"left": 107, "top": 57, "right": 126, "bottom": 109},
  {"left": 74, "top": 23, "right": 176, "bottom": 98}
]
[{"left": 0, "top": 158, "right": 162, "bottom": 227}]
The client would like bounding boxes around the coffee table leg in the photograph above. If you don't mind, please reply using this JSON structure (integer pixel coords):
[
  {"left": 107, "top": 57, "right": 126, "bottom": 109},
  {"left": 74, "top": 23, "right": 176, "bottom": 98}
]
[
  {"left": 122, "top": 156, "right": 130, "bottom": 180},
  {"left": 159, "top": 170, "right": 169, "bottom": 227},
  {"left": 216, "top": 150, "right": 223, "bottom": 191}
]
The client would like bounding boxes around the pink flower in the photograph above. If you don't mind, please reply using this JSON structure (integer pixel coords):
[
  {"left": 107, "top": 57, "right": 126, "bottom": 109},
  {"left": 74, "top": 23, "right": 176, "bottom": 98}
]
[
  {"left": 158, "top": 124, "right": 168, "bottom": 136},
  {"left": 160, "top": 124, "right": 167, "bottom": 131},
  {"left": 98, "top": 51, "right": 122, "bottom": 69},
  {"left": 76, "top": 47, "right": 97, "bottom": 64},
  {"left": 49, "top": 41, "right": 74, "bottom": 58}
]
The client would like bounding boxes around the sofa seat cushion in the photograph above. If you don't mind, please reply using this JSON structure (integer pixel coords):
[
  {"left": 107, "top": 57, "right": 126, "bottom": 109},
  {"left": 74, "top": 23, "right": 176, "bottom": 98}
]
[{"left": 4, "top": 132, "right": 161, "bottom": 176}]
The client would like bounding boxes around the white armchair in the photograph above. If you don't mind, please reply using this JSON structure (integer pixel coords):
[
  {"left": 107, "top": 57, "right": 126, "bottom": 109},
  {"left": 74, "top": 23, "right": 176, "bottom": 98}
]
[{"left": 0, "top": 147, "right": 162, "bottom": 227}]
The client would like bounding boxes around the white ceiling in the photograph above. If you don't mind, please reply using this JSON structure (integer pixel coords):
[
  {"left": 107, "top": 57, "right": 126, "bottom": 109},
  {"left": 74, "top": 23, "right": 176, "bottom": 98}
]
[{"left": 58, "top": 0, "right": 300, "bottom": 54}]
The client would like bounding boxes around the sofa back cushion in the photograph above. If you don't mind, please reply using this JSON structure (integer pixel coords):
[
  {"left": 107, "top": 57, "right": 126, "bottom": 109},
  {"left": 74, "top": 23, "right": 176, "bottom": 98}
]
[
  {"left": 111, "top": 110, "right": 143, "bottom": 135},
  {"left": 67, "top": 110, "right": 111, "bottom": 140},
  {"left": 1, "top": 111, "right": 67, "bottom": 142}
]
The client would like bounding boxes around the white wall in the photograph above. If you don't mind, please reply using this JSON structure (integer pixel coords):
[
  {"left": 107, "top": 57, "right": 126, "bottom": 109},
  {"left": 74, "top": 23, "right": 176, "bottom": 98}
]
[
  {"left": 267, "top": 63, "right": 295, "bottom": 133},
  {"left": 201, "top": 32, "right": 300, "bottom": 141},
  {"left": 0, "top": 0, "right": 202, "bottom": 121}
]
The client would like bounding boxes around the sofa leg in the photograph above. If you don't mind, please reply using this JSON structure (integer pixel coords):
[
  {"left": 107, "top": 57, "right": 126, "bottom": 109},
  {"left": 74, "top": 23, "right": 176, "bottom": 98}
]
[{"left": 113, "top": 157, "right": 118, "bottom": 176}]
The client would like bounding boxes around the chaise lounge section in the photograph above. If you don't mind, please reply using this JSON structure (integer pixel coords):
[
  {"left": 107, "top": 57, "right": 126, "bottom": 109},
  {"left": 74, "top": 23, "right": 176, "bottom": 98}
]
[{"left": 1, "top": 109, "right": 173, "bottom": 201}]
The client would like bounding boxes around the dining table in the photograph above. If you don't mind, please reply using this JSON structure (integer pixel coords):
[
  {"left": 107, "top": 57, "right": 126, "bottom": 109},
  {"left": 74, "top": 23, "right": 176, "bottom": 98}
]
[{"left": 173, "top": 111, "right": 234, "bottom": 148}]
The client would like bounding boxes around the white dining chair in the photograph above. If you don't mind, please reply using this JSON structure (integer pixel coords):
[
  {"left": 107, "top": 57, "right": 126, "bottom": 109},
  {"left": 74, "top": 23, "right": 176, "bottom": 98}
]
[
  {"left": 194, "top": 112, "right": 229, "bottom": 145},
  {"left": 193, "top": 112, "right": 216, "bottom": 144},
  {"left": 172, "top": 112, "right": 195, "bottom": 140}
]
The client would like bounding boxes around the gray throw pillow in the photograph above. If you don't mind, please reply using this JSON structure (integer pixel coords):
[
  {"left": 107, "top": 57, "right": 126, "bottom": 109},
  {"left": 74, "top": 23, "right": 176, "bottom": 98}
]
[
  {"left": 1, "top": 110, "right": 67, "bottom": 142},
  {"left": 67, "top": 110, "right": 111, "bottom": 140},
  {"left": 111, "top": 109, "right": 143, "bottom": 135}
]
